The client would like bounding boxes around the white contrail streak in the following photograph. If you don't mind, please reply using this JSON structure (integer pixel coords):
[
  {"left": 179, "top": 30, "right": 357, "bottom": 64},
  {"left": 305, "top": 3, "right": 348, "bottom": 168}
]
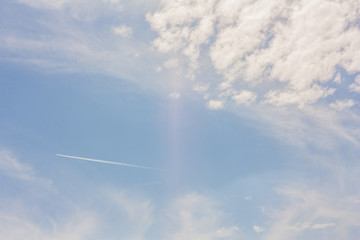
[{"left": 56, "top": 154, "right": 159, "bottom": 170}]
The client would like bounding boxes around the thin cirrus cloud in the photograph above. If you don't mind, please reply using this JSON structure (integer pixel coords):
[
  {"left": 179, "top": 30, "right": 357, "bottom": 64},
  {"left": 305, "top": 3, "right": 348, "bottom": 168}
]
[
  {"left": 0, "top": 149, "right": 51, "bottom": 184},
  {"left": 263, "top": 185, "right": 360, "bottom": 240},
  {"left": 0, "top": 0, "right": 149, "bottom": 87},
  {"left": 17, "top": 0, "right": 124, "bottom": 12}
]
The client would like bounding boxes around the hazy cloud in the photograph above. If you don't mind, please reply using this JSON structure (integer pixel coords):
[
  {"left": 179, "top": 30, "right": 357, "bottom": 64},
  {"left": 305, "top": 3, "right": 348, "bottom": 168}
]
[
  {"left": 165, "top": 193, "right": 239, "bottom": 240},
  {"left": 253, "top": 225, "right": 265, "bottom": 233},
  {"left": 169, "top": 91, "right": 181, "bottom": 100},
  {"left": 0, "top": 149, "right": 51, "bottom": 184},
  {"left": 112, "top": 25, "right": 132, "bottom": 37}
]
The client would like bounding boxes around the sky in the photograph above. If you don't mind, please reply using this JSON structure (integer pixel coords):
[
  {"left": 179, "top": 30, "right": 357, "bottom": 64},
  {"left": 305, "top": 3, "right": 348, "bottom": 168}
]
[{"left": 0, "top": 0, "right": 360, "bottom": 239}]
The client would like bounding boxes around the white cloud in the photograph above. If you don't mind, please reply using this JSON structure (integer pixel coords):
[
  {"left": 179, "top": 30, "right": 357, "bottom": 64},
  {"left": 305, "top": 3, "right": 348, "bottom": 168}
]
[
  {"left": 349, "top": 84, "right": 360, "bottom": 93},
  {"left": 2, "top": 0, "right": 161, "bottom": 86},
  {"left": 262, "top": 186, "right": 360, "bottom": 240},
  {"left": 0, "top": 150, "right": 32, "bottom": 174},
  {"left": 156, "top": 66, "right": 163, "bottom": 72},
  {"left": 193, "top": 83, "right": 209, "bottom": 93},
  {"left": 112, "top": 25, "right": 132, "bottom": 38},
  {"left": 0, "top": 149, "right": 51, "bottom": 184},
  {"left": 216, "top": 226, "right": 240, "bottom": 238},
  {"left": 253, "top": 225, "right": 265, "bottom": 233},
  {"left": 330, "top": 99, "right": 355, "bottom": 111},
  {"left": 349, "top": 75, "right": 360, "bottom": 93},
  {"left": 17, "top": 0, "right": 71, "bottom": 10},
  {"left": 0, "top": 149, "right": 98, "bottom": 240},
  {"left": 333, "top": 72, "right": 342, "bottom": 84},
  {"left": 0, "top": 211, "right": 97, "bottom": 240},
  {"left": 146, "top": 0, "right": 217, "bottom": 79},
  {"left": 163, "top": 58, "right": 179, "bottom": 69},
  {"left": 244, "top": 104, "right": 360, "bottom": 149},
  {"left": 105, "top": 190, "right": 153, "bottom": 239},
  {"left": 148, "top": 0, "right": 360, "bottom": 108},
  {"left": 264, "top": 85, "right": 336, "bottom": 108},
  {"left": 4, "top": 0, "right": 360, "bottom": 151},
  {"left": 232, "top": 90, "right": 257, "bottom": 105},
  {"left": 311, "top": 222, "right": 336, "bottom": 230},
  {"left": 207, "top": 99, "right": 224, "bottom": 110},
  {"left": 103, "top": 0, "right": 124, "bottom": 12},
  {"left": 169, "top": 91, "right": 181, "bottom": 100},
  {"left": 0, "top": 188, "right": 154, "bottom": 240},
  {"left": 17, "top": 0, "right": 124, "bottom": 21},
  {"left": 165, "top": 193, "right": 239, "bottom": 240}
]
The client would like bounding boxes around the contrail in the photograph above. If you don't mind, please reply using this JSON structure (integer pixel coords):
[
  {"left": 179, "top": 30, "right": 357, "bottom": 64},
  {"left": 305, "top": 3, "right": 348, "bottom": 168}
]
[{"left": 56, "top": 154, "right": 159, "bottom": 171}]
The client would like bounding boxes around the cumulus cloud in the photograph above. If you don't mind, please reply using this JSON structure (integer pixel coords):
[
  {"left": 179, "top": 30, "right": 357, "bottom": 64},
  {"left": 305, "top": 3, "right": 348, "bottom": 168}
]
[
  {"left": 147, "top": 0, "right": 360, "bottom": 150},
  {"left": 147, "top": 0, "right": 360, "bottom": 108},
  {"left": 146, "top": 0, "right": 217, "bottom": 79},
  {"left": 349, "top": 74, "right": 360, "bottom": 93},
  {"left": 264, "top": 86, "right": 335, "bottom": 108},
  {"left": 207, "top": 99, "right": 224, "bottom": 110},
  {"left": 330, "top": 99, "right": 355, "bottom": 111},
  {"left": 333, "top": 72, "right": 342, "bottom": 84},
  {"left": 4, "top": 0, "right": 360, "bottom": 150},
  {"left": 232, "top": 90, "right": 257, "bottom": 105}
]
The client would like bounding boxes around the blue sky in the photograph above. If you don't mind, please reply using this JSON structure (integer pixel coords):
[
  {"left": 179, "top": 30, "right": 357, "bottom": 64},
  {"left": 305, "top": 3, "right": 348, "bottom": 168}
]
[{"left": 1, "top": 0, "right": 360, "bottom": 239}]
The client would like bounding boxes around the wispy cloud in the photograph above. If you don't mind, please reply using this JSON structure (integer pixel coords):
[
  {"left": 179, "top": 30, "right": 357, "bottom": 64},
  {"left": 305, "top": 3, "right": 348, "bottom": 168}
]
[
  {"left": 0, "top": 149, "right": 51, "bottom": 184},
  {"left": 112, "top": 25, "right": 132, "bottom": 38},
  {"left": 0, "top": 211, "right": 97, "bottom": 240},
  {"left": 262, "top": 185, "right": 360, "bottom": 240},
  {"left": 168, "top": 91, "right": 181, "bottom": 100},
  {"left": 56, "top": 154, "right": 159, "bottom": 170},
  {"left": 165, "top": 193, "right": 240, "bottom": 240}
]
